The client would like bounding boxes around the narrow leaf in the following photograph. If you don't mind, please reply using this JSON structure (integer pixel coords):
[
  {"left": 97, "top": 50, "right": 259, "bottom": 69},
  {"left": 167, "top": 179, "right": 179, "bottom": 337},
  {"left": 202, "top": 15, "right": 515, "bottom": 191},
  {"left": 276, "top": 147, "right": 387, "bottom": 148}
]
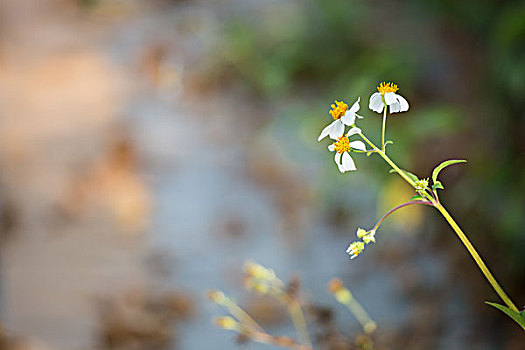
[
  {"left": 389, "top": 168, "right": 419, "bottom": 183},
  {"left": 410, "top": 195, "right": 423, "bottom": 201},
  {"left": 432, "top": 159, "right": 467, "bottom": 183},
  {"left": 432, "top": 181, "right": 444, "bottom": 191},
  {"left": 486, "top": 302, "right": 525, "bottom": 330}
]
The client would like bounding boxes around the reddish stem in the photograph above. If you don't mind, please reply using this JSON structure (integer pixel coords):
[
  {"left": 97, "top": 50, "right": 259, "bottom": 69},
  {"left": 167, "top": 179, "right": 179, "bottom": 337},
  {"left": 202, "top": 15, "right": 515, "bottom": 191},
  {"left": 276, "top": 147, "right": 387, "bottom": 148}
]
[{"left": 372, "top": 200, "right": 434, "bottom": 232}]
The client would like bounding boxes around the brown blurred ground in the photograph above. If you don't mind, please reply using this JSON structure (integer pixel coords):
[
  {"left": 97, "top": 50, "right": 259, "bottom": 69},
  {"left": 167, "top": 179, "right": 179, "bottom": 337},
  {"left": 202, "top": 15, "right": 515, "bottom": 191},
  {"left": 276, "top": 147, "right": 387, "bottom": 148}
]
[{"left": 0, "top": 1, "right": 152, "bottom": 348}]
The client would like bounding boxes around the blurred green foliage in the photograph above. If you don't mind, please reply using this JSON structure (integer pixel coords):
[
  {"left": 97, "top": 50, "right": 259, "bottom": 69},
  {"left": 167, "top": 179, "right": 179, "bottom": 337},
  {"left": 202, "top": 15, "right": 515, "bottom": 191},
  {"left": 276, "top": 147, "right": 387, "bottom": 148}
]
[{"left": 213, "top": 0, "right": 525, "bottom": 277}]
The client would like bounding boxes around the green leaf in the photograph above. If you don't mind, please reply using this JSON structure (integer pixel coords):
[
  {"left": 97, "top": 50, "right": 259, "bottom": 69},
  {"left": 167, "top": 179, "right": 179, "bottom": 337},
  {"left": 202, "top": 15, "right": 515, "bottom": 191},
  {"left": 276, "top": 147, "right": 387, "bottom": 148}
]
[
  {"left": 486, "top": 302, "right": 525, "bottom": 330},
  {"left": 432, "top": 181, "right": 444, "bottom": 191},
  {"left": 431, "top": 159, "right": 467, "bottom": 184},
  {"left": 410, "top": 195, "right": 423, "bottom": 201},
  {"left": 384, "top": 140, "right": 394, "bottom": 149},
  {"left": 389, "top": 168, "right": 419, "bottom": 183}
]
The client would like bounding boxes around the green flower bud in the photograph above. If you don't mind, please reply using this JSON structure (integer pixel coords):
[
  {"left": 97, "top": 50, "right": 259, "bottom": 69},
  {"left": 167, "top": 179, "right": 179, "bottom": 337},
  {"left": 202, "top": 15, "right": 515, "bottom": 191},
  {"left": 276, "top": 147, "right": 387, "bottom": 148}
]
[
  {"left": 415, "top": 178, "right": 429, "bottom": 192},
  {"left": 356, "top": 228, "right": 368, "bottom": 238}
]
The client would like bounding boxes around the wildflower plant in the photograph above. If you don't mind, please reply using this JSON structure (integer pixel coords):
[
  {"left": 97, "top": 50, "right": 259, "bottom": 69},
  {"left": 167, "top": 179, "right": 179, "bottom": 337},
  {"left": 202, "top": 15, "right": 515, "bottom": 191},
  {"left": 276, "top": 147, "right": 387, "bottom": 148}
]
[
  {"left": 209, "top": 262, "right": 376, "bottom": 349},
  {"left": 209, "top": 262, "right": 311, "bottom": 349},
  {"left": 318, "top": 82, "right": 525, "bottom": 330}
]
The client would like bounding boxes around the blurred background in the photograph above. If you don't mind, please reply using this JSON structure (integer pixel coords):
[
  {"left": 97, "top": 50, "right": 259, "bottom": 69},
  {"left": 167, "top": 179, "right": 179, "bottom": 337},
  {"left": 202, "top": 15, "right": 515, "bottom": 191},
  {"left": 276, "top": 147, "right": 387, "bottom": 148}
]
[{"left": 0, "top": 0, "right": 524, "bottom": 349}]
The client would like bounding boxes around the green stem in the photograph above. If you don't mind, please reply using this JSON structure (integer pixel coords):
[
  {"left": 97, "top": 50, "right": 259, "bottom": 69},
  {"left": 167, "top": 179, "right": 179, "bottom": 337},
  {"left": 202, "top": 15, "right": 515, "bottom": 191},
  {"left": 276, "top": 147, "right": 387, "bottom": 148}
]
[
  {"left": 434, "top": 203, "right": 520, "bottom": 313},
  {"left": 381, "top": 106, "right": 387, "bottom": 151},
  {"left": 357, "top": 130, "right": 519, "bottom": 313},
  {"left": 358, "top": 132, "right": 416, "bottom": 187}
]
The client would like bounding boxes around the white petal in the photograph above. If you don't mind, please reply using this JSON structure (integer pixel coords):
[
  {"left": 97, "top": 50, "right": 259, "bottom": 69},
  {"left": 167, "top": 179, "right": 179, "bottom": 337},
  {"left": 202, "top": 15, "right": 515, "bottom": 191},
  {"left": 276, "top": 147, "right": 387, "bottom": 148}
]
[
  {"left": 342, "top": 152, "right": 357, "bottom": 171},
  {"left": 318, "top": 122, "right": 333, "bottom": 141},
  {"left": 350, "top": 140, "right": 366, "bottom": 151},
  {"left": 349, "top": 97, "right": 360, "bottom": 113},
  {"left": 384, "top": 92, "right": 396, "bottom": 105},
  {"left": 389, "top": 101, "right": 401, "bottom": 113},
  {"left": 329, "top": 120, "right": 344, "bottom": 139},
  {"left": 369, "top": 92, "right": 384, "bottom": 113},
  {"left": 334, "top": 152, "right": 341, "bottom": 164},
  {"left": 396, "top": 93, "right": 409, "bottom": 112},
  {"left": 347, "top": 127, "right": 361, "bottom": 136},
  {"left": 328, "top": 144, "right": 335, "bottom": 152},
  {"left": 334, "top": 152, "right": 344, "bottom": 172},
  {"left": 341, "top": 111, "right": 356, "bottom": 126},
  {"left": 355, "top": 113, "right": 364, "bottom": 119}
]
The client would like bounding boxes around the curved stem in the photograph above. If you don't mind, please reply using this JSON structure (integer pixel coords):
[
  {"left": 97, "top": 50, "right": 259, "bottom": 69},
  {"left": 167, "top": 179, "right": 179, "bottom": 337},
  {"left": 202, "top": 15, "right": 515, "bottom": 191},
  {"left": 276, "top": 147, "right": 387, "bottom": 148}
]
[
  {"left": 357, "top": 130, "right": 519, "bottom": 313},
  {"left": 434, "top": 203, "right": 519, "bottom": 312},
  {"left": 372, "top": 200, "right": 434, "bottom": 232}
]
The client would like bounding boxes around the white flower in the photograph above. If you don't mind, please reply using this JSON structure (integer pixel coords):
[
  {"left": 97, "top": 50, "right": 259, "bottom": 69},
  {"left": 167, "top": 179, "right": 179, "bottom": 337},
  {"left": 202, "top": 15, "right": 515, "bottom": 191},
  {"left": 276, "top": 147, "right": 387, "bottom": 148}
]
[
  {"left": 369, "top": 82, "right": 409, "bottom": 114},
  {"left": 327, "top": 127, "right": 366, "bottom": 173},
  {"left": 318, "top": 98, "right": 363, "bottom": 141}
]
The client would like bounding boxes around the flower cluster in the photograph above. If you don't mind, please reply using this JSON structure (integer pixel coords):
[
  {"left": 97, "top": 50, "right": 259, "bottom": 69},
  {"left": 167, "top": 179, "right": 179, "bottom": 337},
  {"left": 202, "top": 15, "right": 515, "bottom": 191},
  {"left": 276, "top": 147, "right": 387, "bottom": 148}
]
[
  {"left": 318, "top": 83, "right": 409, "bottom": 173},
  {"left": 346, "top": 228, "right": 376, "bottom": 259},
  {"left": 318, "top": 83, "right": 409, "bottom": 259},
  {"left": 318, "top": 98, "right": 362, "bottom": 141}
]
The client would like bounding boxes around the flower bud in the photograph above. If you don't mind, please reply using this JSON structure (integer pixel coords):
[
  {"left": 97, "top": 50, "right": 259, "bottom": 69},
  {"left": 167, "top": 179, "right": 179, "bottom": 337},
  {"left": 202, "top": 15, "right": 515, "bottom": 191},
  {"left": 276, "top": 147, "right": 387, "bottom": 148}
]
[
  {"left": 356, "top": 228, "right": 368, "bottom": 238},
  {"left": 213, "top": 316, "right": 238, "bottom": 330},
  {"left": 415, "top": 178, "right": 429, "bottom": 192},
  {"left": 207, "top": 290, "right": 226, "bottom": 304},
  {"left": 362, "top": 230, "right": 376, "bottom": 244},
  {"left": 327, "top": 278, "right": 344, "bottom": 294}
]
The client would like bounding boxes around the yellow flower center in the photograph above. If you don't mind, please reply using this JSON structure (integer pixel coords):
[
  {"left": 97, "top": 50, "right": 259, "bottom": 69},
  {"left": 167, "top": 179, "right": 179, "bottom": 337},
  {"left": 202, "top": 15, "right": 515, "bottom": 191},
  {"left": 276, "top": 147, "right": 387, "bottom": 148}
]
[
  {"left": 377, "top": 82, "right": 399, "bottom": 95},
  {"left": 329, "top": 100, "right": 348, "bottom": 120},
  {"left": 334, "top": 136, "right": 350, "bottom": 154}
]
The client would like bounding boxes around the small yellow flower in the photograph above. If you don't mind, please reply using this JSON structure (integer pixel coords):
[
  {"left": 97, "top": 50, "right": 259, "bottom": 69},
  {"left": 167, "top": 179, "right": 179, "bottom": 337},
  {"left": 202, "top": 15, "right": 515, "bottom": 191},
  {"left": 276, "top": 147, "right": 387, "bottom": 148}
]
[
  {"left": 369, "top": 82, "right": 409, "bottom": 114},
  {"left": 327, "top": 128, "right": 366, "bottom": 173},
  {"left": 318, "top": 98, "right": 363, "bottom": 141}
]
